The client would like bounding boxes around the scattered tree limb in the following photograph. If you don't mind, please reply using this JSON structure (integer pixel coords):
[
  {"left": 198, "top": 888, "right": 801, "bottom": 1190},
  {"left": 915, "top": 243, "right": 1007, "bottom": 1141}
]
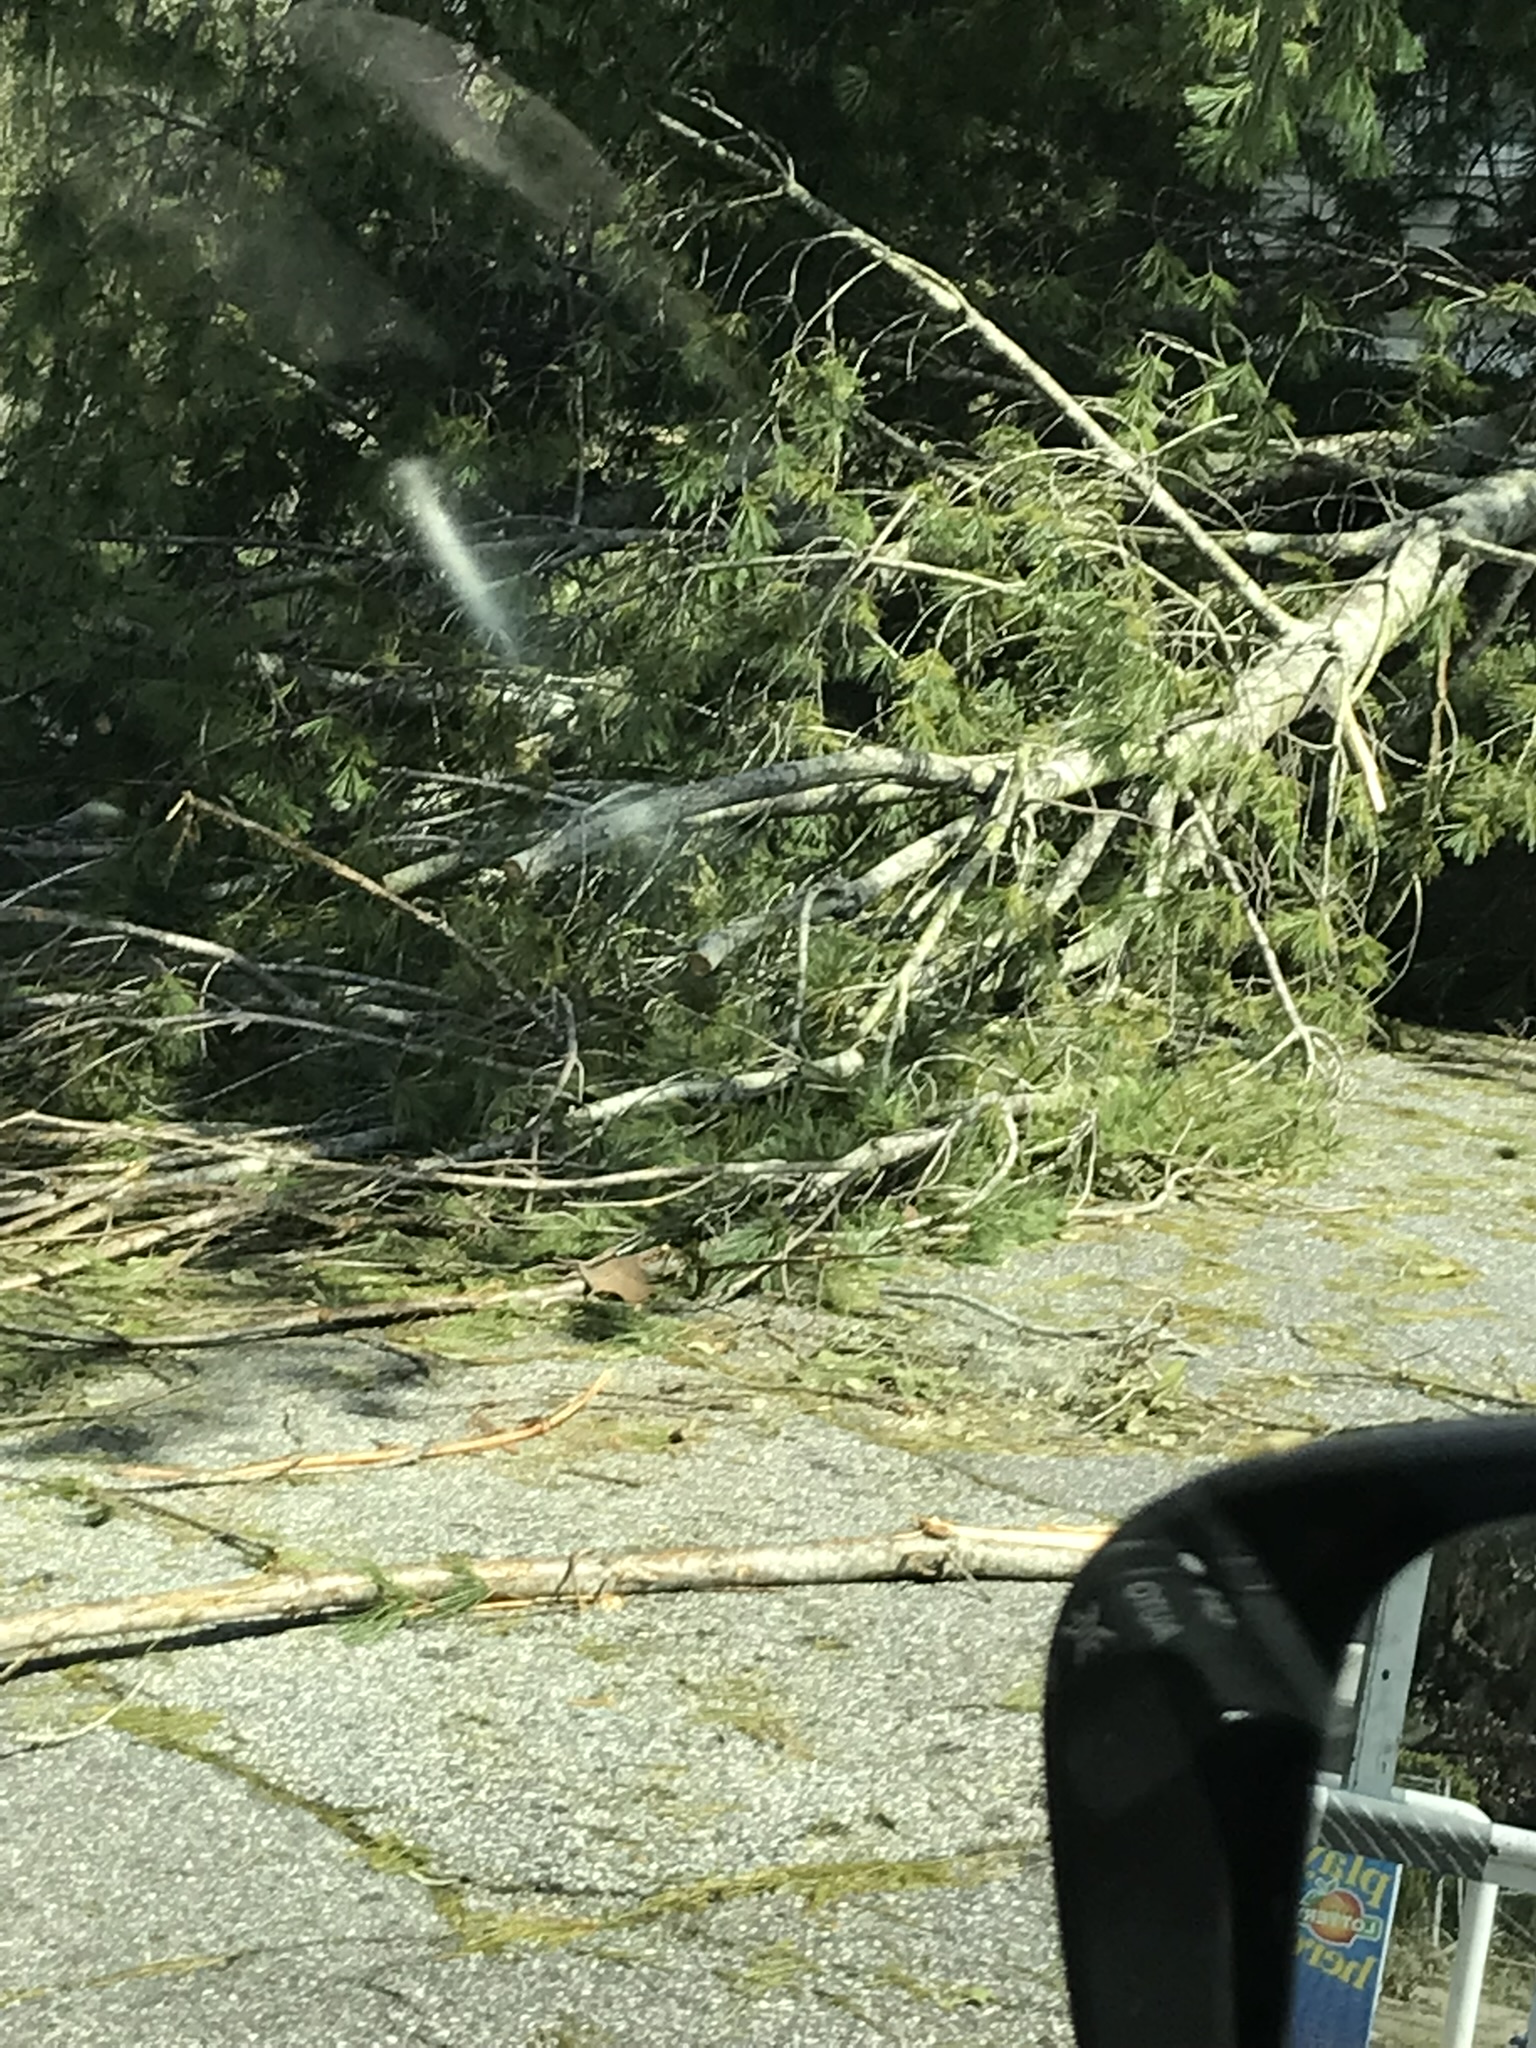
[
  {"left": 564, "top": 1050, "right": 866, "bottom": 1133},
  {"left": 1454, "top": 556, "right": 1535, "bottom": 676},
  {"left": 0, "top": 1516, "right": 1110, "bottom": 1669},
  {"left": 1272, "top": 407, "right": 1536, "bottom": 480},
  {"left": 0, "top": 906, "right": 297, "bottom": 1005},
  {"left": 879, "top": 1283, "right": 1118, "bottom": 1342},
  {"left": 0, "top": 1202, "right": 256, "bottom": 1294},
  {"left": 1160, "top": 522, "right": 1413, "bottom": 562},
  {"left": 1187, "top": 801, "right": 1335, "bottom": 1078},
  {"left": 0, "top": 1285, "right": 548, "bottom": 1355},
  {"left": 1335, "top": 694, "right": 1388, "bottom": 814},
  {"left": 1041, "top": 808, "right": 1121, "bottom": 917},
  {"left": 101, "top": 1371, "right": 607, "bottom": 1489},
  {"left": 398, "top": 469, "right": 1536, "bottom": 928},
  {"left": 853, "top": 766, "right": 1023, "bottom": 1053}
]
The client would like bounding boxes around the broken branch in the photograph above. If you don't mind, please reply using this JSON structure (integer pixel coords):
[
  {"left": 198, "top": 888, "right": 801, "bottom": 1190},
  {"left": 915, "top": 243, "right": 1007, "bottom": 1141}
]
[
  {"left": 0, "top": 1517, "right": 1109, "bottom": 1668},
  {"left": 104, "top": 1372, "right": 608, "bottom": 1488},
  {"left": 169, "top": 791, "right": 504, "bottom": 984}
]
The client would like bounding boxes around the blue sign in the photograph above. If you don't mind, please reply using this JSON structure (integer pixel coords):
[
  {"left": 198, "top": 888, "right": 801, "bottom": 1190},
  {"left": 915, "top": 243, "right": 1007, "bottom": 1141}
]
[{"left": 1288, "top": 1844, "right": 1400, "bottom": 2048}]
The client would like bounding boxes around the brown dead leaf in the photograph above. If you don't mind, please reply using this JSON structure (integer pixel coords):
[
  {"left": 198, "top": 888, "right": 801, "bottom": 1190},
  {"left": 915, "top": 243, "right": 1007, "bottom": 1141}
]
[{"left": 576, "top": 1253, "right": 651, "bottom": 1305}]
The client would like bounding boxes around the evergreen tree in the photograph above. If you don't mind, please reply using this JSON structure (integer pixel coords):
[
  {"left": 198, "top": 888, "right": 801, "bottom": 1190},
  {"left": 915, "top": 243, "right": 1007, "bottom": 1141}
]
[{"left": 2, "top": 0, "right": 1534, "bottom": 1260}]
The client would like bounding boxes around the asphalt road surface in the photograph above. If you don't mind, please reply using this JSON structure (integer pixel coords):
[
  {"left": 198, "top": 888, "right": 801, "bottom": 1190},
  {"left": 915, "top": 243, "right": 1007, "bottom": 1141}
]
[{"left": 4, "top": 1041, "right": 1536, "bottom": 2045}]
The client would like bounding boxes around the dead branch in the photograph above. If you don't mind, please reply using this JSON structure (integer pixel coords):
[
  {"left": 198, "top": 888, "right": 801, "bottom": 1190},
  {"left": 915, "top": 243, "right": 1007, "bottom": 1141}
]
[
  {"left": 102, "top": 1370, "right": 606, "bottom": 1489},
  {"left": 1456, "top": 556, "right": 1535, "bottom": 675},
  {"left": 497, "top": 747, "right": 1004, "bottom": 890},
  {"left": 0, "top": 1517, "right": 1109, "bottom": 1668},
  {"left": 852, "top": 772, "right": 1020, "bottom": 1053},
  {"left": 1042, "top": 808, "right": 1121, "bottom": 917},
  {"left": 1276, "top": 407, "right": 1536, "bottom": 480},
  {"left": 0, "top": 1202, "right": 256, "bottom": 1294},
  {"left": 408, "top": 462, "right": 1536, "bottom": 916},
  {"left": 562, "top": 1053, "right": 864, "bottom": 1133},
  {"left": 1187, "top": 801, "right": 1336, "bottom": 1078},
  {"left": 0, "top": 1164, "right": 151, "bottom": 1241},
  {"left": 0, "top": 906, "right": 297, "bottom": 1005},
  {"left": 0, "top": 1109, "right": 381, "bottom": 1163},
  {"left": 382, "top": 758, "right": 995, "bottom": 896},
  {"left": 1147, "top": 465, "right": 1536, "bottom": 773},
  {"left": 1159, "top": 522, "right": 1413, "bottom": 561},
  {"left": 0, "top": 1083, "right": 1059, "bottom": 1269},
  {"left": 879, "top": 1282, "right": 1116, "bottom": 1342},
  {"left": 169, "top": 791, "right": 505, "bottom": 984},
  {"left": 0, "top": 1286, "right": 535, "bottom": 1354},
  {"left": 684, "top": 780, "right": 930, "bottom": 827},
  {"left": 687, "top": 814, "right": 975, "bottom": 975}
]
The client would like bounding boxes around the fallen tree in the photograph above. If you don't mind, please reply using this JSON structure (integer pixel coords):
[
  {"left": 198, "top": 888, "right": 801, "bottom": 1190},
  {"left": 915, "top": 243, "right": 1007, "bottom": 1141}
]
[{"left": 3, "top": 8, "right": 1536, "bottom": 1282}]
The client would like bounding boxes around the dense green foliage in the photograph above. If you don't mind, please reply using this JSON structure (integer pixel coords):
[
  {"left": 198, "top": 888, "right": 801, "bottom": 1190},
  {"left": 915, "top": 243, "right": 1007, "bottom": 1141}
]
[
  {"left": 3, "top": 0, "right": 1536, "bottom": 1250},
  {"left": 1412, "top": 1522, "right": 1536, "bottom": 1829}
]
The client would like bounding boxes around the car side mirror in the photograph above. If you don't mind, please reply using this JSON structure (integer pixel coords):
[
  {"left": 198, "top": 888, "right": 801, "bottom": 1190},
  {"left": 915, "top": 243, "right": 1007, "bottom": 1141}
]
[{"left": 1044, "top": 1418, "right": 1536, "bottom": 2048}]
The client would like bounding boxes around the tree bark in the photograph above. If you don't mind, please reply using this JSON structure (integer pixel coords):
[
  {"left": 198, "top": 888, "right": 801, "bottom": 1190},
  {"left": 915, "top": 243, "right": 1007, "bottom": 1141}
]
[{"left": 0, "top": 1518, "right": 1107, "bottom": 1666}]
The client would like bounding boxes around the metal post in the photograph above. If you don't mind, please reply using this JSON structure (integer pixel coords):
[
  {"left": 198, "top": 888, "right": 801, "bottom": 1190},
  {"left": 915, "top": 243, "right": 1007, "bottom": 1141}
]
[
  {"left": 1338, "top": 1553, "right": 1439, "bottom": 2047},
  {"left": 1345, "top": 1551, "right": 1434, "bottom": 1796},
  {"left": 1443, "top": 1881, "right": 1498, "bottom": 2048},
  {"left": 1322, "top": 1641, "right": 1366, "bottom": 1778}
]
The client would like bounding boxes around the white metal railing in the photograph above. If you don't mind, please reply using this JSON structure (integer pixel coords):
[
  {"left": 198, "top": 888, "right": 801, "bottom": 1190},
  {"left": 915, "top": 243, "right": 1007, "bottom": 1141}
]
[
  {"left": 1311, "top": 1555, "right": 1533, "bottom": 2048},
  {"left": 1312, "top": 1777, "right": 1536, "bottom": 2048}
]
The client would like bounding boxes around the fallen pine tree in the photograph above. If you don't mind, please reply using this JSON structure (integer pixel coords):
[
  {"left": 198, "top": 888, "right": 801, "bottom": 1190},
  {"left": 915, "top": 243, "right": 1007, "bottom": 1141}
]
[{"left": 3, "top": 9, "right": 1535, "bottom": 1284}]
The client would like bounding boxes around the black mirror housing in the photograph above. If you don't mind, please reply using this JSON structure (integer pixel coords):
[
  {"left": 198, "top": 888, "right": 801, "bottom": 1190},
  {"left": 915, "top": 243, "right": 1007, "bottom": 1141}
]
[{"left": 1045, "top": 1419, "right": 1536, "bottom": 2048}]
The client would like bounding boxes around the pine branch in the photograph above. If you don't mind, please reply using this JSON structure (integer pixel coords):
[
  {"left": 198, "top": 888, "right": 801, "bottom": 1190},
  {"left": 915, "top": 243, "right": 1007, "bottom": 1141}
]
[{"left": 658, "top": 105, "right": 1299, "bottom": 642}]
